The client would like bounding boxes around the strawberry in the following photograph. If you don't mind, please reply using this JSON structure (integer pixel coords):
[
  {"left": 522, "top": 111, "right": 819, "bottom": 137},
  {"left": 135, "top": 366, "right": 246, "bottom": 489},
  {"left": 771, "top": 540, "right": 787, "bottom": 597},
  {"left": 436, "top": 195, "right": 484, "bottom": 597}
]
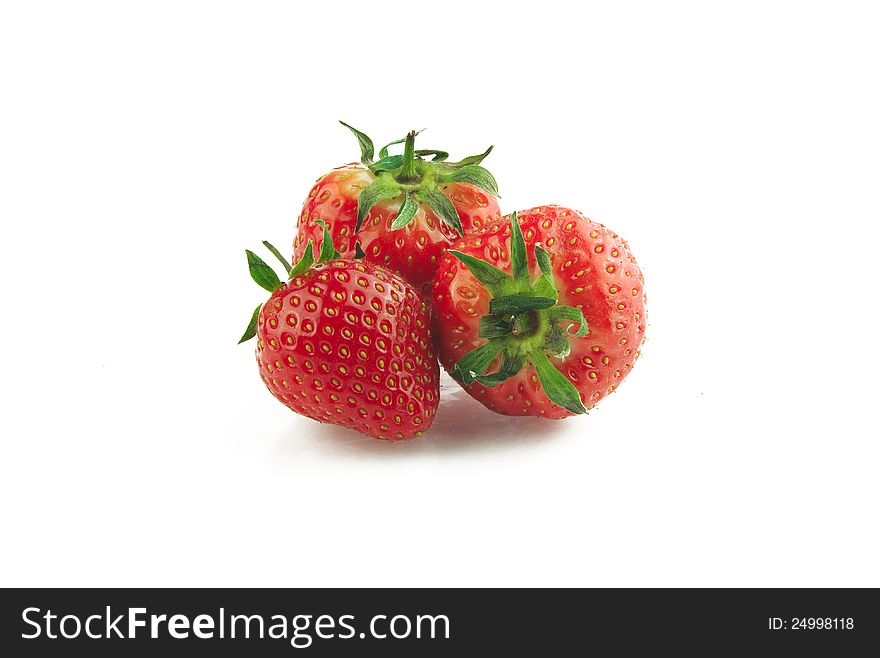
[
  {"left": 293, "top": 123, "right": 501, "bottom": 290},
  {"left": 432, "top": 206, "right": 646, "bottom": 418},
  {"left": 240, "top": 223, "right": 439, "bottom": 441}
]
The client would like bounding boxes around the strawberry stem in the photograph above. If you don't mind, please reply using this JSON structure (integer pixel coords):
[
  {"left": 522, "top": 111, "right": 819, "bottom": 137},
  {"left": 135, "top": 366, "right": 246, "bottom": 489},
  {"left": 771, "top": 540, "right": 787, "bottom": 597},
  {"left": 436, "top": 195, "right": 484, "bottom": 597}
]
[{"left": 397, "top": 131, "right": 419, "bottom": 183}]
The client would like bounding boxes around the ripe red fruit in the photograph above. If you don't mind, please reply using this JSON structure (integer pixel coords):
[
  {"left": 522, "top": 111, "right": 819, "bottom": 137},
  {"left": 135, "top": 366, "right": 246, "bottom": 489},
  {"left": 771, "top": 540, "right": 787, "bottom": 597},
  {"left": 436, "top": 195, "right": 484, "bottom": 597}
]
[
  {"left": 293, "top": 123, "right": 501, "bottom": 290},
  {"left": 432, "top": 206, "right": 646, "bottom": 418},
  {"left": 240, "top": 225, "right": 439, "bottom": 441}
]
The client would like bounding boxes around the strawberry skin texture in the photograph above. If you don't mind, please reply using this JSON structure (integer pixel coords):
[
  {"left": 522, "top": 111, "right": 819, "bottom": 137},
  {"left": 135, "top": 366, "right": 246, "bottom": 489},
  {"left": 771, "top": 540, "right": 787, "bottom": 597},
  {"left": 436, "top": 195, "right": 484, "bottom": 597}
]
[
  {"left": 433, "top": 205, "right": 647, "bottom": 418},
  {"left": 256, "top": 258, "right": 439, "bottom": 440},
  {"left": 293, "top": 164, "right": 501, "bottom": 289}
]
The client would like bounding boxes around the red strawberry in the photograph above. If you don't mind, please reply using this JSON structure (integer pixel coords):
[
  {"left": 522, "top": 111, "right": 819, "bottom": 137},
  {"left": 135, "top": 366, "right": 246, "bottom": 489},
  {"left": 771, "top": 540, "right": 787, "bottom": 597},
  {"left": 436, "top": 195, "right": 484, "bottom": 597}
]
[
  {"left": 432, "top": 206, "right": 646, "bottom": 418},
  {"left": 293, "top": 123, "right": 501, "bottom": 290},
  {"left": 240, "top": 224, "right": 439, "bottom": 441}
]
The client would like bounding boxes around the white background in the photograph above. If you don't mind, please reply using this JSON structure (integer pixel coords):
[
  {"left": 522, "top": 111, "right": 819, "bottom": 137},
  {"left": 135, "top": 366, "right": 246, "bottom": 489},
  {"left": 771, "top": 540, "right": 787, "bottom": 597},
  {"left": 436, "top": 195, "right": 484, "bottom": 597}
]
[{"left": 1, "top": 1, "right": 878, "bottom": 587}]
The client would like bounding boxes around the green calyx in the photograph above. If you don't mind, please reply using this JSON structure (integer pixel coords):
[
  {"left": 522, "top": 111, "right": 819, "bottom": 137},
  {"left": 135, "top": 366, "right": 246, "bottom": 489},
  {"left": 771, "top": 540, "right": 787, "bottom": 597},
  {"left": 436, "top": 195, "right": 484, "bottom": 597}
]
[
  {"left": 238, "top": 221, "right": 348, "bottom": 344},
  {"left": 339, "top": 121, "right": 498, "bottom": 236},
  {"left": 448, "top": 213, "right": 590, "bottom": 414}
]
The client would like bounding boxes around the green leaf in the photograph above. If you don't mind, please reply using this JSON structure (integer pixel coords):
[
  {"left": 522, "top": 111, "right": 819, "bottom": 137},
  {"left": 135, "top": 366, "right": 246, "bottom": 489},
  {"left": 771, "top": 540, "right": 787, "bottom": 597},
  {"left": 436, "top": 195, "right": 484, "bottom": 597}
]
[
  {"left": 489, "top": 295, "right": 556, "bottom": 316},
  {"left": 508, "top": 212, "right": 528, "bottom": 289},
  {"left": 473, "top": 352, "right": 526, "bottom": 387},
  {"left": 532, "top": 245, "right": 556, "bottom": 297},
  {"left": 415, "top": 149, "right": 449, "bottom": 162},
  {"left": 532, "top": 276, "right": 556, "bottom": 299},
  {"left": 447, "top": 250, "right": 511, "bottom": 297},
  {"left": 390, "top": 192, "right": 418, "bottom": 230},
  {"left": 339, "top": 121, "right": 374, "bottom": 165},
  {"left": 356, "top": 177, "right": 401, "bottom": 232},
  {"left": 479, "top": 315, "right": 513, "bottom": 339},
  {"left": 530, "top": 350, "right": 587, "bottom": 414},
  {"left": 548, "top": 305, "right": 589, "bottom": 337},
  {"left": 314, "top": 220, "right": 341, "bottom": 262},
  {"left": 453, "top": 145, "right": 493, "bottom": 167},
  {"left": 378, "top": 137, "right": 405, "bottom": 160},
  {"left": 246, "top": 249, "right": 282, "bottom": 293},
  {"left": 262, "top": 240, "right": 292, "bottom": 275},
  {"left": 238, "top": 304, "right": 261, "bottom": 344},
  {"left": 442, "top": 165, "right": 499, "bottom": 197},
  {"left": 370, "top": 155, "right": 404, "bottom": 173},
  {"left": 354, "top": 241, "right": 365, "bottom": 259},
  {"left": 417, "top": 187, "right": 463, "bottom": 236},
  {"left": 451, "top": 340, "right": 506, "bottom": 385},
  {"left": 288, "top": 242, "right": 314, "bottom": 277},
  {"left": 535, "top": 245, "right": 553, "bottom": 277},
  {"left": 543, "top": 324, "right": 571, "bottom": 358}
]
